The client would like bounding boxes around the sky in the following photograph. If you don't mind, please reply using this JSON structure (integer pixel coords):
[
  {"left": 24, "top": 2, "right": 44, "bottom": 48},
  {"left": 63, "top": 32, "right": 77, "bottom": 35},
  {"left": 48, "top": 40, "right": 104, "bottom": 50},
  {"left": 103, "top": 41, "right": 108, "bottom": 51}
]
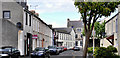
[{"left": 27, "top": 0, "right": 118, "bottom": 28}]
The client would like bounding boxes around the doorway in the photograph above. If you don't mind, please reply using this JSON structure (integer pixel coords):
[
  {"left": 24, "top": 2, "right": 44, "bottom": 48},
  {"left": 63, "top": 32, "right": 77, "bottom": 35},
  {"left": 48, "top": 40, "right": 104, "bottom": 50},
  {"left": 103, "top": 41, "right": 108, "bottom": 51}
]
[{"left": 24, "top": 33, "right": 32, "bottom": 56}]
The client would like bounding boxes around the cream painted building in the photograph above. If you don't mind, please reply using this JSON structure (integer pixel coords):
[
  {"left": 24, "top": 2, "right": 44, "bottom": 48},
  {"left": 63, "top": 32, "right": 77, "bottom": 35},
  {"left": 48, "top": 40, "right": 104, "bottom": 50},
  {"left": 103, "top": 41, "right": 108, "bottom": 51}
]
[
  {"left": 100, "top": 13, "right": 118, "bottom": 53},
  {"left": 54, "top": 28, "right": 76, "bottom": 48}
]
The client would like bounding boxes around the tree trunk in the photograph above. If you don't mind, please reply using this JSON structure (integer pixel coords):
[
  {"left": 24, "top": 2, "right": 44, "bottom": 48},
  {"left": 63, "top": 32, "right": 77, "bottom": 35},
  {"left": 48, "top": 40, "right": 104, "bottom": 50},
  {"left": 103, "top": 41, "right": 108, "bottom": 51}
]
[{"left": 83, "top": 32, "right": 91, "bottom": 58}]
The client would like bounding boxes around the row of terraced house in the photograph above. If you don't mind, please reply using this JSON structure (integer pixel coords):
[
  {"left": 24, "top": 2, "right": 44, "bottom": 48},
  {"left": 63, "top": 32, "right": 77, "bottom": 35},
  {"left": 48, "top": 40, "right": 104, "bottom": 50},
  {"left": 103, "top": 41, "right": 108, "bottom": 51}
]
[
  {"left": 0, "top": 0, "right": 53, "bottom": 56},
  {"left": 0, "top": 0, "right": 84, "bottom": 56}
]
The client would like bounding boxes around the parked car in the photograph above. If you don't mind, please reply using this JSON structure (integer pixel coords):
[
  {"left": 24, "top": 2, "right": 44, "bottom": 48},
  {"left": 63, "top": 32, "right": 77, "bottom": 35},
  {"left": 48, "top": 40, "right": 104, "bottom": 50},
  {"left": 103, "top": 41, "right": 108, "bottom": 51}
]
[
  {"left": 59, "top": 46, "right": 64, "bottom": 52},
  {"left": 48, "top": 46, "right": 59, "bottom": 55},
  {"left": 31, "top": 47, "right": 50, "bottom": 58},
  {"left": 73, "top": 46, "right": 80, "bottom": 51},
  {"left": 63, "top": 47, "right": 67, "bottom": 51},
  {"left": 60, "top": 47, "right": 64, "bottom": 52},
  {"left": 0, "top": 46, "right": 20, "bottom": 58},
  {"left": 57, "top": 47, "right": 62, "bottom": 53},
  {"left": 67, "top": 47, "right": 73, "bottom": 50}
]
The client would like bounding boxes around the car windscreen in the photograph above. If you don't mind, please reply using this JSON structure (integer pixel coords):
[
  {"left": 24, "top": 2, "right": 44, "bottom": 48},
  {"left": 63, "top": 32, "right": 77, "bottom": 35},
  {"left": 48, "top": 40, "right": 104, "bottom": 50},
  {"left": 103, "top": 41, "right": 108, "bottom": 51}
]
[
  {"left": 0, "top": 49, "right": 10, "bottom": 52},
  {"left": 48, "top": 46, "right": 56, "bottom": 49},
  {"left": 34, "top": 48, "right": 44, "bottom": 51},
  {"left": 75, "top": 47, "right": 79, "bottom": 48},
  {"left": 58, "top": 47, "right": 62, "bottom": 49}
]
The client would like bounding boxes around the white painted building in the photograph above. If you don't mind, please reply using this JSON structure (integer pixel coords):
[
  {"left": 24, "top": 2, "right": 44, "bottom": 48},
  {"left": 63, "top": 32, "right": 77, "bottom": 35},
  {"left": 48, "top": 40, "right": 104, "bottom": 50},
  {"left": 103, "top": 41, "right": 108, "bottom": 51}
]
[
  {"left": 100, "top": 13, "right": 118, "bottom": 54},
  {"left": 67, "top": 19, "right": 84, "bottom": 48},
  {"left": 18, "top": 9, "right": 53, "bottom": 56},
  {"left": 54, "top": 28, "right": 75, "bottom": 48}
]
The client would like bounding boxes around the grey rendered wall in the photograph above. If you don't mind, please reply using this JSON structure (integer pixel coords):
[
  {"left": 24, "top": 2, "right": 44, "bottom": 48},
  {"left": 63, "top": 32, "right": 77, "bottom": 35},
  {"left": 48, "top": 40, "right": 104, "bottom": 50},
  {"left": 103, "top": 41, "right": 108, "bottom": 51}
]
[
  {"left": 0, "top": 1, "right": 2, "bottom": 48},
  {"left": 2, "top": 2, "right": 23, "bottom": 25},
  {"left": 0, "top": 19, "right": 2, "bottom": 48},
  {"left": 118, "top": 5, "right": 120, "bottom": 55},
  {"left": 0, "top": 1, "right": 2, "bottom": 19},
  {"left": 2, "top": 19, "right": 19, "bottom": 49},
  {"left": 1, "top": 2, "right": 24, "bottom": 49}
]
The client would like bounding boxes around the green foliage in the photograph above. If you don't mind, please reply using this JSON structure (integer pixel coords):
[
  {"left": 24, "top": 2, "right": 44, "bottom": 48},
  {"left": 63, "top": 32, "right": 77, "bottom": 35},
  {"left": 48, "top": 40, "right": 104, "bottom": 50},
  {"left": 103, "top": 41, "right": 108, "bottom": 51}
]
[
  {"left": 88, "top": 47, "right": 99, "bottom": 53},
  {"left": 74, "top": 2, "right": 120, "bottom": 18},
  {"left": 107, "top": 45, "right": 118, "bottom": 53},
  {"left": 74, "top": 1, "right": 120, "bottom": 57},
  {"left": 82, "top": 29, "right": 85, "bottom": 36},
  {"left": 93, "top": 46, "right": 118, "bottom": 58},
  {"left": 94, "top": 47, "right": 113, "bottom": 58},
  {"left": 94, "top": 21, "right": 105, "bottom": 39},
  {"left": 75, "top": 2, "right": 120, "bottom": 34},
  {"left": 88, "top": 47, "right": 93, "bottom": 53},
  {"left": 82, "top": 21, "right": 105, "bottom": 39}
]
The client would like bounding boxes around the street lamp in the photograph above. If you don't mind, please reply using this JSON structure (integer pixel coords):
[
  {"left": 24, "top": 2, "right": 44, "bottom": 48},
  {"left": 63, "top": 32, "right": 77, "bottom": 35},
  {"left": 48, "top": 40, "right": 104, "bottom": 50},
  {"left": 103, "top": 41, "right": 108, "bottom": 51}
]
[{"left": 92, "top": 27, "right": 95, "bottom": 58}]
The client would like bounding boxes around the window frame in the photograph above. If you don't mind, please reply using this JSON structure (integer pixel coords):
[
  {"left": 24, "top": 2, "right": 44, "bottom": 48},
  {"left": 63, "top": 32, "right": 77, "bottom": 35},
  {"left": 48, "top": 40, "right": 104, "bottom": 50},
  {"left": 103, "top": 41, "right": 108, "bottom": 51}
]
[{"left": 3, "top": 11, "right": 11, "bottom": 19}]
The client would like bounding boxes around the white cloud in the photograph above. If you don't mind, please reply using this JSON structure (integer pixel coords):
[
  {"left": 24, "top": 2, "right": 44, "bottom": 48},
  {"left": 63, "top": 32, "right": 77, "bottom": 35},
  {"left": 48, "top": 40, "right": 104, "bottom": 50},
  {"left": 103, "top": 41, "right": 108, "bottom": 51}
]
[
  {"left": 27, "top": 0, "right": 79, "bottom": 27},
  {"left": 28, "top": 0, "right": 77, "bottom": 14}
]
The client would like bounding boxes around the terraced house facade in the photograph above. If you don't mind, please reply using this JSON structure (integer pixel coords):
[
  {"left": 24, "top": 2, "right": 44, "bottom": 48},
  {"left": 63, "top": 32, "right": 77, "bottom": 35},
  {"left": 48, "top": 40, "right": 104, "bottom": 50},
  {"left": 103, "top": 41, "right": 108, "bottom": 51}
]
[{"left": 0, "top": 0, "right": 53, "bottom": 56}]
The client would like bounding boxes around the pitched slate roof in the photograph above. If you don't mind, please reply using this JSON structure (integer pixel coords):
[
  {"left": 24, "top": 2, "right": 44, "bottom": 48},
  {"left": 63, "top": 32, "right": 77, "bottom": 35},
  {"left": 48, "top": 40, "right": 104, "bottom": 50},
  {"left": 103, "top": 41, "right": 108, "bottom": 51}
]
[
  {"left": 53, "top": 28, "right": 73, "bottom": 34},
  {"left": 67, "top": 20, "right": 83, "bottom": 28}
]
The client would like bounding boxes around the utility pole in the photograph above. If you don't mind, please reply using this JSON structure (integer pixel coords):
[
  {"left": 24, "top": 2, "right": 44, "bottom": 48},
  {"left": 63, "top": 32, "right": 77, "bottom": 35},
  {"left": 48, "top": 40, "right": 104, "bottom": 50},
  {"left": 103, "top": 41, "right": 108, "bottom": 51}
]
[{"left": 92, "top": 27, "right": 95, "bottom": 58}]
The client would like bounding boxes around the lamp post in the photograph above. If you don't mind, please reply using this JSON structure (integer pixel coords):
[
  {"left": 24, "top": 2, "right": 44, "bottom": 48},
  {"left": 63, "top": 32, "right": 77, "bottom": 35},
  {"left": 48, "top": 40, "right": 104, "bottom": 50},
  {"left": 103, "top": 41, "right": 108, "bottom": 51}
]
[{"left": 92, "top": 27, "right": 95, "bottom": 58}]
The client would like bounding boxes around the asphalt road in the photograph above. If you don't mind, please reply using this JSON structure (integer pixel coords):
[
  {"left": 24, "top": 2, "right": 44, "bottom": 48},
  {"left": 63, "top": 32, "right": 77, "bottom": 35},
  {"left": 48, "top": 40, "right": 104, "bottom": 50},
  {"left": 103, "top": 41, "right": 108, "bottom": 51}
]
[{"left": 20, "top": 49, "right": 84, "bottom": 58}]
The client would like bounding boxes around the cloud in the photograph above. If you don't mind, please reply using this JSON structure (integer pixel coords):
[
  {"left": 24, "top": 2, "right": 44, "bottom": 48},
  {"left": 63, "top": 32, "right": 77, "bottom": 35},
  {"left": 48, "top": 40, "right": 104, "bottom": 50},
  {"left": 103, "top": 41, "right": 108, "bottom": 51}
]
[
  {"left": 27, "top": 0, "right": 80, "bottom": 27},
  {"left": 28, "top": 0, "right": 77, "bottom": 14}
]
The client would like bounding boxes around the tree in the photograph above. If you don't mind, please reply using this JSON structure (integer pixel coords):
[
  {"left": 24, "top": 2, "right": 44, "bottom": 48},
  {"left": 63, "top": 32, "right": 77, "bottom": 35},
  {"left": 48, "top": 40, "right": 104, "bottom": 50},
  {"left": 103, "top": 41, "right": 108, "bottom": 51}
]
[
  {"left": 74, "top": 2, "right": 120, "bottom": 58},
  {"left": 94, "top": 21, "right": 105, "bottom": 39},
  {"left": 82, "top": 21, "right": 105, "bottom": 39}
]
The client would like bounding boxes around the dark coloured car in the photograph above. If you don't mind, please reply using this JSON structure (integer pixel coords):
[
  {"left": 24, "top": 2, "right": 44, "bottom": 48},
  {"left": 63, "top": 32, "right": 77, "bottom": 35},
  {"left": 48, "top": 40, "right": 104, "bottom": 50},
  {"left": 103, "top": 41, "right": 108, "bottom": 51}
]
[
  {"left": 73, "top": 47, "right": 80, "bottom": 51},
  {"left": 0, "top": 46, "right": 20, "bottom": 58},
  {"left": 48, "top": 46, "right": 59, "bottom": 55},
  {"left": 31, "top": 47, "right": 50, "bottom": 58}
]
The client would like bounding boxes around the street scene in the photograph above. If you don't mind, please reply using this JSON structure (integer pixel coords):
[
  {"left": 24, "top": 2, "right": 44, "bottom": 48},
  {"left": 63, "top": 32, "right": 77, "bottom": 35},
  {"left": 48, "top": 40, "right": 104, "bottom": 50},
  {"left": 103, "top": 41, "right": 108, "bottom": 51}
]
[
  {"left": 0, "top": 0, "right": 120, "bottom": 58},
  {"left": 20, "top": 49, "right": 83, "bottom": 58}
]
